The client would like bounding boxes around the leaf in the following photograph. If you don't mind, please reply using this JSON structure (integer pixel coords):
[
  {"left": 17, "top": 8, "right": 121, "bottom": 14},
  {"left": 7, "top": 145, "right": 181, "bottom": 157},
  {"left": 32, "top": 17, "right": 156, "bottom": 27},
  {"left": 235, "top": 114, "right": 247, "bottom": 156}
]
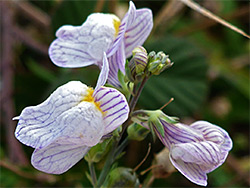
[
  {"left": 26, "top": 58, "right": 57, "bottom": 83},
  {"left": 139, "top": 35, "right": 208, "bottom": 117}
]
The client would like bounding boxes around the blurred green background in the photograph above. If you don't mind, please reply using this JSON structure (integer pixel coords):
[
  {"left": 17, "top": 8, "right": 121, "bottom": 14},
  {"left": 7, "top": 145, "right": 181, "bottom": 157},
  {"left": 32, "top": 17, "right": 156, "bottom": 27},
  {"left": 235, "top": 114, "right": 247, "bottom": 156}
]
[{"left": 0, "top": 0, "right": 249, "bottom": 187}]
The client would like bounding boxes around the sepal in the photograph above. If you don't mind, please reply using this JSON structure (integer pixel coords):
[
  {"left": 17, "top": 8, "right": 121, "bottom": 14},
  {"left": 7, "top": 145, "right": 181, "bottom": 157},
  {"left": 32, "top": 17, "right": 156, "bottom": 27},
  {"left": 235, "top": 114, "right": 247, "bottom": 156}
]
[{"left": 132, "top": 109, "right": 179, "bottom": 141}]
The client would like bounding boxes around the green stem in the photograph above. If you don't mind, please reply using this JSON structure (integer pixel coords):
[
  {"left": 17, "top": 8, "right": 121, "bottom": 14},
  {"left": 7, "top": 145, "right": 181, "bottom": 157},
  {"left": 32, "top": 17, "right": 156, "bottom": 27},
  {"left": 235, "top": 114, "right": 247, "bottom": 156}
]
[
  {"left": 96, "top": 76, "right": 149, "bottom": 186},
  {"left": 114, "top": 137, "right": 129, "bottom": 159},
  {"left": 129, "top": 76, "right": 149, "bottom": 113},
  {"left": 122, "top": 76, "right": 149, "bottom": 133},
  {"left": 88, "top": 161, "right": 97, "bottom": 188},
  {"left": 97, "top": 140, "right": 117, "bottom": 187}
]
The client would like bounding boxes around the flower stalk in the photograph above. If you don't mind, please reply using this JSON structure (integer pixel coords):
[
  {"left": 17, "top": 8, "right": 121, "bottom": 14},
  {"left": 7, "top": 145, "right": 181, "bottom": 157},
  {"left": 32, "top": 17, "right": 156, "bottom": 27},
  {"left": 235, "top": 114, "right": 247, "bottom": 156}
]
[{"left": 88, "top": 161, "right": 97, "bottom": 188}]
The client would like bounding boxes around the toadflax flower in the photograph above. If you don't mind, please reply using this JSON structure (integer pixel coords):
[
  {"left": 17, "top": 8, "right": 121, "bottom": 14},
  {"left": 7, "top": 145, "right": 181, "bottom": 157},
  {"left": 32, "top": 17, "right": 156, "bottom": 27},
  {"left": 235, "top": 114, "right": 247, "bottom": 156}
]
[
  {"left": 133, "top": 112, "right": 232, "bottom": 186},
  {"left": 156, "top": 120, "right": 232, "bottom": 186},
  {"left": 14, "top": 53, "right": 129, "bottom": 174},
  {"left": 49, "top": 1, "right": 153, "bottom": 87}
]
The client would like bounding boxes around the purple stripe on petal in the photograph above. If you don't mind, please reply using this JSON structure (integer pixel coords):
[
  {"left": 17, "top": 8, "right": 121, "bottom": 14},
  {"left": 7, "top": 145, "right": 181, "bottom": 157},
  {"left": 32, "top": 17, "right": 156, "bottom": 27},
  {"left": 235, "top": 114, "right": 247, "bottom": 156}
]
[
  {"left": 124, "top": 8, "right": 153, "bottom": 57},
  {"left": 15, "top": 81, "right": 89, "bottom": 149},
  {"left": 49, "top": 13, "right": 117, "bottom": 68},
  {"left": 31, "top": 138, "right": 89, "bottom": 174},
  {"left": 169, "top": 157, "right": 208, "bottom": 186},
  {"left": 94, "top": 86, "right": 129, "bottom": 134}
]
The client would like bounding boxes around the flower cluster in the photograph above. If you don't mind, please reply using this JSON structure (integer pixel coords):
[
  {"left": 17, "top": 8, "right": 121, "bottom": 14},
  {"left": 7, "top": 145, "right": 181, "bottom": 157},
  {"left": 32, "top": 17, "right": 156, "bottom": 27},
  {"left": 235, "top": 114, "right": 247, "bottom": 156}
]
[{"left": 13, "top": 1, "right": 233, "bottom": 187}]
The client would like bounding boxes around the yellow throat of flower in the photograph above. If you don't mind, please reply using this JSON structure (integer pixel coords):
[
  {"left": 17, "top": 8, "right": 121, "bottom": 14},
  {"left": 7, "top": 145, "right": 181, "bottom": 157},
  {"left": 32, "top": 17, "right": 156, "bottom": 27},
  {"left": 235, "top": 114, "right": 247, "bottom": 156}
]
[
  {"left": 112, "top": 16, "right": 121, "bottom": 37},
  {"left": 83, "top": 87, "right": 102, "bottom": 113}
]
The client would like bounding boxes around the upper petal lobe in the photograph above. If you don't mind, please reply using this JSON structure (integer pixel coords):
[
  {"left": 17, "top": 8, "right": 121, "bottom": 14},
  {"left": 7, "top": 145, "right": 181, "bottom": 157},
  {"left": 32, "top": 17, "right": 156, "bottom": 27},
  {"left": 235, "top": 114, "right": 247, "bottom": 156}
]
[
  {"left": 15, "top": 81, "right": 89, "bottom": 149},
  {"left": 93, "top": 87, "right": 129, "bottom": 134},
  {"left": 49, "top": 13, "right": 118, "bottom": 68}
]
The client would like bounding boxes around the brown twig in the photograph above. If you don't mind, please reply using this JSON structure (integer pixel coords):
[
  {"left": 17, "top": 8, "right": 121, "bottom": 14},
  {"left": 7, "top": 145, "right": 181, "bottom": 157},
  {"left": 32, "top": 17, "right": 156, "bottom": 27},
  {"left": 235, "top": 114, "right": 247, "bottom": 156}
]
[
  {"left": 152, "top": 0, "right": 185, "bottom": 36},
  {"left": 95, "top": 0, "right": 105, "bottom": 12},
  {"left": 180, "top": 0, "right": 250, "bottom": 39},
  {"left": 133, "top": 143, "right": 151, "bottom": 172},
  {"left": 0, "top": 160, "right": 56, "bottom": 183},
  {"left": 11, "top": 1, "right": 51, "bottom": 29},
  {"left": 108, "top": 0, "right": 117, "bottom": 14},
  {"left": 177, "top": 6, "right": 249, "bottom": 37},
  {"left": 140, "top": 164, "right": 163, "bottom": 176},
  {"left": 0, "top": 1, "right": 28, "bottom": 165},
  {"left": 12, "top": 25, "right": 49, "bottom": 56}
]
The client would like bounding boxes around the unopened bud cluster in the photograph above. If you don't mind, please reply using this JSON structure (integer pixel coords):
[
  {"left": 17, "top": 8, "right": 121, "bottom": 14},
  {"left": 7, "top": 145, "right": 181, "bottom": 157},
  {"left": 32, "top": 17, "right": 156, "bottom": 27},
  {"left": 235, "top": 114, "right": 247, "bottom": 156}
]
[
  {"left": 126, "top": 46, "right": 173, "bottom": 83},
  {"left": 147, "top": 51, "right": 173, "bottom": 75}
]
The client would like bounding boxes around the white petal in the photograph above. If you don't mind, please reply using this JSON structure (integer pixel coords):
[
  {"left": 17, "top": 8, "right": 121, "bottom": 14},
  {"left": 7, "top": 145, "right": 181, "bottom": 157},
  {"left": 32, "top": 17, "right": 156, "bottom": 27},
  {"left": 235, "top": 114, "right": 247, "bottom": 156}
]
[
  {"left": 59, "top": 101, "right": 104, "bottom": 147},
  {"left": 15, "top": 81, "right": 89, "bottom": 149},
  {"left": 190, "top": 121, "right": 233, "bottom": 152},
  {"left": 107, "top": 41, "right": 126, "bottom": 87},
  {"left": 31, "top": 138, "right": 89, "bottom": 174},
  {"left": 124, "top": 7, "right": 153, "bottom": 57},
  {"left": 107, "top": 1, "right": 136, "bottom": 57},
  {"left": 93, "top": 87, "right": 129, "bottom": 134},
  {"left": 49, "top": 13, "right": 119, "bottom": 68},
  {"left": 95, "top": 52, "right": 109, "bottom": 91},
  {"left": 169, "top": 156, "right": 208, "bottom": 186},
  {"left": 170, "top": 141, "right": 221, "bottom": 167},
  {"left": 156, "top": 120, "right": 204, "bottom": 149}
]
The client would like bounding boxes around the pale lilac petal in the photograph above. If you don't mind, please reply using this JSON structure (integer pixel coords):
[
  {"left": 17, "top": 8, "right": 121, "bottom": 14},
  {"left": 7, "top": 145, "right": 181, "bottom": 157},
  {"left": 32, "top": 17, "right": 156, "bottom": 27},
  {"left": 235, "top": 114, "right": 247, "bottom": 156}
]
[
  {"left": 156, "top": 120, "right": 204, "bottom": 148},
  {"left": 93, "top": 87, "right": 129, "bottom": 134},
  {"left": 170, "top": 141, "right": 221, "bottom": 169},
  {"left": 58, "top": 101, "right": 104, "bottom": 147},
  {"left": 107, "top": 1, "right": 136, "bottom": 57},
  {"left": 190, "top": 121, "right": 232, "bottom": 169},
  {"left": 190, "top": 121, "right": 233, "bottom": 152},
  {"left": 15, "top": 81, "right": 89, "bottom": 149},
  {"left": 95, "top": 52, "right": 109, "bottom": 91},
  {"left": 31, "top": 138, "right": 89, "bottom": 174},
  {"left": 49, "top": 13, "right": 118, "bottom": 68},
  {"left": 107, "top": 41, "right": 126, "bottom": 87},
  {"left": 124, "top": 8, "right": 153, "bottom": 57},
  {"left": 169, "top": 157, "right": 208, "bottom": 186}
]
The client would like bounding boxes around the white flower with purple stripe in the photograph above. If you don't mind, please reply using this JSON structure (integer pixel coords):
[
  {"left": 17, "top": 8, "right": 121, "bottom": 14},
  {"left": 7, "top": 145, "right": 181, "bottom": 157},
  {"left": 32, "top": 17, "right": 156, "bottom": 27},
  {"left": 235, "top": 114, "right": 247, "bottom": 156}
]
[
  {"left": 14, "top": 53, "right": 129, "bottom": 174},
  {"left": 49, "top": 1, "right": 153, "bottom": 87},
  {"left": 156, "top": 120, "right": 233, "bottom": 186}
]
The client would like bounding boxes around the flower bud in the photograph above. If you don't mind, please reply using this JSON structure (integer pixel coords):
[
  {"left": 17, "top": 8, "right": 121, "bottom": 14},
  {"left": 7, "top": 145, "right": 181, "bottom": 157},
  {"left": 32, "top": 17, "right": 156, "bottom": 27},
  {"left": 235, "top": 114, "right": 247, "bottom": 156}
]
[
  {"left": 127, "top": 123, "right": 150, "bottom": 141},
  {"left": 152, "top": 148, "right": 176, "bottom": 178},
  {"left": 84, "top": 138, "right": 111, "bottom": 163},
  {"left": 104, "top": 167, "right": 140, "bottom": 187},
  {"left": 125, "top": 46, "right": 148, "bottom": 82},
  {"left": 147, "top": 51, "right": 173, "bottom": 75}
]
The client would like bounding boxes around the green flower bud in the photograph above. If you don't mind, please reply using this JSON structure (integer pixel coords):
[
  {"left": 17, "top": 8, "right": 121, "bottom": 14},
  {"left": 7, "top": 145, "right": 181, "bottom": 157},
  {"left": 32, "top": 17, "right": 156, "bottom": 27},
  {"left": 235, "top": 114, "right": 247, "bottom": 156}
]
[
  {"left": 125, "top": 46, "right": 148, "bottom": 83},
  {"left": 147, "top": 51, "right": 173, "bottom": 75},
  {"left": 84, "top": 138, "right": 111, "bottom": 163},
  {"left": 103, "top": 167, "right": 140, "bottom": 188},
  {"left": 127, "top": 123, "right": 150, "bottom": 141}
]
